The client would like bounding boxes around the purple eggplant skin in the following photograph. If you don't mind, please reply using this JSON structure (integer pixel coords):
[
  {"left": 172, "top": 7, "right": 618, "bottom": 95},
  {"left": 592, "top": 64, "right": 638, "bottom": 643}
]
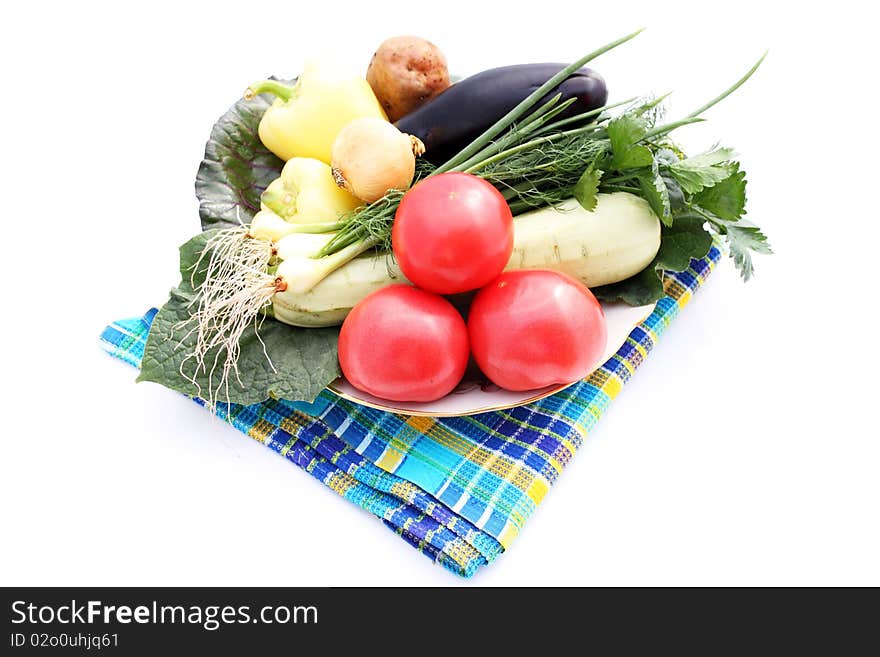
[{"left": 395, "top": 63, "right": 608, "bottom": 164}]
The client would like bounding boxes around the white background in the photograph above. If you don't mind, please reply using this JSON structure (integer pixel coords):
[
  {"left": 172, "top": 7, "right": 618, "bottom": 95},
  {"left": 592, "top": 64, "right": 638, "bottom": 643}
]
[{"left": 1, "top": 0, "right": 878, "bottom": 586}]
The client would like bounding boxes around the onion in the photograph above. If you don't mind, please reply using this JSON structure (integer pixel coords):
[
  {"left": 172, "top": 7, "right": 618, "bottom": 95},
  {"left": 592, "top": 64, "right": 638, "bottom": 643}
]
[{"left": 331, "top": 117, "right": 425, "bottom": 203}]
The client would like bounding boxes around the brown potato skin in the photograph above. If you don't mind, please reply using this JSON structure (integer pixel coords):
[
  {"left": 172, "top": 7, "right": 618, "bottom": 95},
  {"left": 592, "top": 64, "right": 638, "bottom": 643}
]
[{"left": 366, "top": 36, "right": 450, "bottom": 122}]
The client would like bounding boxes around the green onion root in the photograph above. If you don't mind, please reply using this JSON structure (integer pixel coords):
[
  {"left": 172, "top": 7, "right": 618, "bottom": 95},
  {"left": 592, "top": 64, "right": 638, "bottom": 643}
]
[{"left": 175, "top": 227, "right": 280, "bottom": 412}]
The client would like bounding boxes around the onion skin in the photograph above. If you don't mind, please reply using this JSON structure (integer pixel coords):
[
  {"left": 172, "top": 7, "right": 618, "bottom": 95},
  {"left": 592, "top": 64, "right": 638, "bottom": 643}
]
[{"left": 331, "top": 118, "right": 423, "bottom": 203}]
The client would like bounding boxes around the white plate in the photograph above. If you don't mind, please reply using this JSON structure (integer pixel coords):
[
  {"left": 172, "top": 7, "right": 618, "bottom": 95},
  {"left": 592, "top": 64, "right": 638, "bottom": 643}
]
[{"left": 328, "top": 301, "right": 655, "bottom": 416}]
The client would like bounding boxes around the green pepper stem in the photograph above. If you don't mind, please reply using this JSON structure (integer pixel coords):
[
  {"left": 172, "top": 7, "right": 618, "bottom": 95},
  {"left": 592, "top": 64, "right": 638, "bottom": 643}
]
[{"left": 244, "top": 79, "right": 297, "bottom": 102}]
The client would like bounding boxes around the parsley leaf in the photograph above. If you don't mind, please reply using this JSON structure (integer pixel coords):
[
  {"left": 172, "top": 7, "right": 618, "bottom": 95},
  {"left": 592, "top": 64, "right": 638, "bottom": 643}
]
[
  {"left": 617, "top": 144, "right": 654, "bottom": 169},
  {"left": 608, "top": 114, "right": 654, "bottom": 169},
  {"left": 662, "top": 173, "right": 686, "bottom": 212},
  {"left": 693, "top": 164, "right": 747, "bottom": 221},
  {"left": 638, "top": 158, "right": 673, "bottom": 225},
  {"left": 726, "top": 224, "right": 772, "bottom": 281},
  {"left": 667, "top": 147, "right": 736, "bottom": 194},
  {"left": 573, "top": 165, "right": 602, "bottom": 211},
  {"left": 673, "top": 147, "right": 736, "bottom": 169},
  {"left": 608, "top": 113, "right": 648, "bottom": 150},
  {"left": 655, "top": 148, "right": 681, "bottom": 166}
]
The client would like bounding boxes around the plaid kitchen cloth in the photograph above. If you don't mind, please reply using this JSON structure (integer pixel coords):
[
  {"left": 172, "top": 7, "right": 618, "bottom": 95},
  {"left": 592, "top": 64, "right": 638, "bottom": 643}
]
[{"left": 100, "top": 246, "right": 722, "bottom": 577}]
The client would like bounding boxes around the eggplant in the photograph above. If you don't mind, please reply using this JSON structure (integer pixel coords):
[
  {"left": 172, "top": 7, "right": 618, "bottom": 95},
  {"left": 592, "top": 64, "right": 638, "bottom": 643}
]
[{"left": 395, "top": 63, "right": 608, "bottom": 164}]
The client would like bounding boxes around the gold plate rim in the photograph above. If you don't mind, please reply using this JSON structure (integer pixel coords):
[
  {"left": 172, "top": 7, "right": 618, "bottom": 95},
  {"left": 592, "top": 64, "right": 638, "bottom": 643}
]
[{"left": 325, "top": 380, "right": 576, "bottom": 417}]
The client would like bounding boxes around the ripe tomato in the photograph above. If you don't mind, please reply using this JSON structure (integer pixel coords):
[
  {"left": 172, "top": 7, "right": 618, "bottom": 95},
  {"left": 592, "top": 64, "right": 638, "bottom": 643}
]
[
  {"left": 392, "top": 172, "right": 514, "bottom": 295},
  {"left": 338, "top": 285, "right": 469, "bottom": 402},
  {"left": 468, "top": 270, "right": 607, "bottom": 391}
]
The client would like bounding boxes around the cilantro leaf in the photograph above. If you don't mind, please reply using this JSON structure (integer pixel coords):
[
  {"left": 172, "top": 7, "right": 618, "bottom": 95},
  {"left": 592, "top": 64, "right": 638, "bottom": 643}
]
[
  {"left": 608, "top": 114, "right": 652, "bottom": 170},
  {"left": 608, "top": 113, "right": 648, "bottom": 150},
  {"left": 726, "top": 224, "right": 772, "bottom": 281},
  {"left": 669, "top": 166, "right": 733, "bottom": 195},
  {"left": 655, "top": 148, "right": 681, "bottom": 166},
  {"left": 693, "top": 164, "right": 747, "bottom": 221},
  {"left": 617, "top": 144, "right": 654, "bottom": 169},
  {"left": 637, "top": 158, "right": 672, "bottom": 225},
  {"left": 673, "top": 147, "right": 736, "bottom": 169},
  {"left": 662, "top": 173, "right": 686, "bottom": 212},
  {"left": 573, "top": 165, "right": 602, "bottom": 211},
  {"left": 667, "top": 147, "right": 736, "bottom": 194}
]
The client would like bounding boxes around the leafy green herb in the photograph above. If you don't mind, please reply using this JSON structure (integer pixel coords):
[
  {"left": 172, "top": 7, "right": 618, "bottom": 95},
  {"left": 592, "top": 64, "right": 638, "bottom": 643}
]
[
  {"left": 692, "top": 165, "right": 747, "bottom": 221},
  {"left": 680, "top": 165, "right": 771, "bottom": 280},
  {"left": 637, "top": 159, "right": 673, "bottom": 225},
  {"left": 137, "top": 231, "right": 340, "bottom": 404},
  {"left": 726, "top": 223, "right": 773, "bottom": 281},
  {"left": 573, "top": 165, "right": 602, "bottom": 211},
  {"left": 608, "top": 114, "right": 654, "bottom": 169},
  {"left": 667, "top": 147, "right": 736, "bottom": 194}
]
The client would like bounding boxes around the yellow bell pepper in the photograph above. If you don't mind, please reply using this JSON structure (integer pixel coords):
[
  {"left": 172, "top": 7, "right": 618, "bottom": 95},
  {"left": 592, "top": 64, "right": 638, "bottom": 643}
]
[
  {"left": 245, "top": 62, "right": 388, "bottom": 163},
  {"left": 261, "top": 157, "right": 361, "bottom": 222}
]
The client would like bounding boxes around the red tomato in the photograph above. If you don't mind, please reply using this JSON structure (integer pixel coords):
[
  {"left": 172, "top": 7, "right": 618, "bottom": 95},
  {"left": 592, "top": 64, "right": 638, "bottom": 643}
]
[
  {"left": 338, "top": 285, "right": 469, "bottom": 402},
  {"left": 392, "top": 172, "right": 514, "bottom": 295},
  {"left": 468, "top": 270, "right": 607, "bottom": 391}
]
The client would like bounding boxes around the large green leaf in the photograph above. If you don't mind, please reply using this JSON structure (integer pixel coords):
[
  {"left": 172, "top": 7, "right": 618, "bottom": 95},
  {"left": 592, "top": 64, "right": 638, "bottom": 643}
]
[
  {"left": 137, "top": 231, "right": 341, "bottom": 405},
  {"left": 653, "top": 216, "right": 714, "bottom": 272},
  {"left": 195, "top": 87, "right": 285, "bottom": 231},
  {"left": 592, "top": 265, "right": 665, "bottom": 306}
]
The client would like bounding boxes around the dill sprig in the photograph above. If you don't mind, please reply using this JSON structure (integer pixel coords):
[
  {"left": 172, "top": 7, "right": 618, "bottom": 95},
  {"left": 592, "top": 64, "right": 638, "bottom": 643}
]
[
  {"left": 475, "top": 132, "right": 610, "bottom": 210},
  {"left": 318, "top": 190, "right": 402, "bottom": 256}
]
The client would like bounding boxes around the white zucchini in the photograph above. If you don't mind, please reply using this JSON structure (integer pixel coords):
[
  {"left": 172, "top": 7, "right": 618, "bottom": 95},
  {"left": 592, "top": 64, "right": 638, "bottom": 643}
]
[
  {"left": 505, "top": 193, "right": 661, "bottom": 285},
  {"left": 272, "top": 192, "right": 661, "bottom": 327}
]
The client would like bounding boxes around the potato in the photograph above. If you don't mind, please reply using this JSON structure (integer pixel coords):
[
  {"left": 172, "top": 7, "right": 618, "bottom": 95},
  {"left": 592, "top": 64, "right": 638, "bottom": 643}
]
[{"left": 366, "top": 36, "right": 450, "bottom": 122}]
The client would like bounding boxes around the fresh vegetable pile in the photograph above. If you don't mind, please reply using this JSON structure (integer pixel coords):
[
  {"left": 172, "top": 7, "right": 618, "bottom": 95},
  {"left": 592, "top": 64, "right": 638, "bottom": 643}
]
[{"left": 139, "top": 30, "right": 770, "bottom": 409}]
